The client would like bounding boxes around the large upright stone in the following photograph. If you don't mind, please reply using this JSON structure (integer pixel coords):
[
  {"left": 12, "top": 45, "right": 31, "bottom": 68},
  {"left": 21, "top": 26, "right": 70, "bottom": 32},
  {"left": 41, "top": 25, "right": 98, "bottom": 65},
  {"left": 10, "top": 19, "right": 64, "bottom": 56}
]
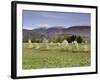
[
  {"left": 84, "top": 41, "right": 88, "bottom": 51},
  {"left": 61, "top": 40, "right": 69, "bottom": 50},
  {"left": 72, "top": 41, "right": 79, "bottom": 51},
  {"left": 41, "top": 38, "right": 49, "bottom": 49},
  {"left": 57, "top": 42, "right": 61, "bottom": 46},
  {"left": 28, "top": 39, "right": 33, "bottom": 48},
  {"left": 33, "top": 43, "right": 40, "bottom": 49},
  {"left": 50, "top": 42, "right": 54, "bottom": 46}
]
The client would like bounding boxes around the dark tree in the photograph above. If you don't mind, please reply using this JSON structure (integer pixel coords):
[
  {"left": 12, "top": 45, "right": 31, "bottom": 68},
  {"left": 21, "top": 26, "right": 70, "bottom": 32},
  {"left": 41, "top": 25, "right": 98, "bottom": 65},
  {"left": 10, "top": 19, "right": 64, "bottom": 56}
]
[
  {"left": 67, "top": 35, "right": 76, "bottom": 43},
  {"left": 76, "top": 36, "right": 83, "bottom": 43}
]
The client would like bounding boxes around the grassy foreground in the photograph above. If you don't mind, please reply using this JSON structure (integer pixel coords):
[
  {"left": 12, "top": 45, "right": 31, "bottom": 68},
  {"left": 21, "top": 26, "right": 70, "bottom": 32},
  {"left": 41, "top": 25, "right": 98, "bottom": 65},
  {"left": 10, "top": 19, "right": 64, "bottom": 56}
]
[{"left": 22, "top": 43, "right": 91, "bottom": 69}]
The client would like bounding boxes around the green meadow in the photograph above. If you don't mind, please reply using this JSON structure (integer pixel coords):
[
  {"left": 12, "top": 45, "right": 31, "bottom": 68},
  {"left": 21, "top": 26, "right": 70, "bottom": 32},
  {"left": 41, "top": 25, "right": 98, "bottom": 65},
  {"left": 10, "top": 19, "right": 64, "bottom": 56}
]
[{"left": 22, "top": 43, "right": 91, "bottom": 69}]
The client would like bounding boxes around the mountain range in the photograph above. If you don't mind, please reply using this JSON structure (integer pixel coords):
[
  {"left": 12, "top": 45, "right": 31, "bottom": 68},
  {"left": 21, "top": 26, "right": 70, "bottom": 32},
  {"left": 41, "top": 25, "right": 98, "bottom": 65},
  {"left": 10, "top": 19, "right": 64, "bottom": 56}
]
[{"left": 23, "top": 25, "right": 90, "bottom": 42}]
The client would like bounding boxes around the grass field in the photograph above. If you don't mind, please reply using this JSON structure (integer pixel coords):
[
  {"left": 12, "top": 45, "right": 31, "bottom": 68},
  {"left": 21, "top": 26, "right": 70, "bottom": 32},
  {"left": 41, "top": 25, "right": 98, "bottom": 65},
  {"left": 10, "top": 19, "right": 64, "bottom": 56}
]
[{"left": 22, "top": 43, "right": 91, "bottom": 69}]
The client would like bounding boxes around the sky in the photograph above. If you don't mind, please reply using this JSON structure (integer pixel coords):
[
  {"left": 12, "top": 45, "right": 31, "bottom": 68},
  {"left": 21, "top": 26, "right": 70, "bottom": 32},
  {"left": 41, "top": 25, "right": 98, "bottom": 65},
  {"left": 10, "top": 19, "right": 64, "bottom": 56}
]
[{"left": 22, "top": 10, "right": 91, "bottom": 30}]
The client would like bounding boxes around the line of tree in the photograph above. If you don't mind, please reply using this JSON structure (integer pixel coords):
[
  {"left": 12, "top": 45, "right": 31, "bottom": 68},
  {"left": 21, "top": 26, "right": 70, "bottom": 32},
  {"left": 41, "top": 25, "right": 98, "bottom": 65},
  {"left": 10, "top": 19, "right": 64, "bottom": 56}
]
[
  {"left": 24, "top": 35, "right": 84, "bottom": 43},
  {"left": 55, "top": 35, "right": 84, "bottom": 43}
]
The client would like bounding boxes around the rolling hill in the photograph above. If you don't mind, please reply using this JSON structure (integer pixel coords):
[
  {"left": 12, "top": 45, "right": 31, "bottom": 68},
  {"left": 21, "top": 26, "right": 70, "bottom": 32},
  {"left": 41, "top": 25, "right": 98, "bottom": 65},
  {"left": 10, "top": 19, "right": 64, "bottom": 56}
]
[{"left": 23, "top": 25, "right": 90, "bottom": 42}]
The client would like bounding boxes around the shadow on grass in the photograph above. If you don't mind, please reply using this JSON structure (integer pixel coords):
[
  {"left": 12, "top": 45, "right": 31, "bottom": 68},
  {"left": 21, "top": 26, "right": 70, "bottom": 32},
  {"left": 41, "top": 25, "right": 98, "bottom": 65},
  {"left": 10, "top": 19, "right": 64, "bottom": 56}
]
[{"left": 60, "top": 49, "right": 90, "bottom": 53}]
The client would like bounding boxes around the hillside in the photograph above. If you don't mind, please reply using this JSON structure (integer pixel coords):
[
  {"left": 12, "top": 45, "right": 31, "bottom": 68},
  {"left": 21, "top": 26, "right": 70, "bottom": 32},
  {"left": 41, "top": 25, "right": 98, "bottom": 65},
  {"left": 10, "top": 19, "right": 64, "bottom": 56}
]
[{"left": 23, "top": 25, "right": 90, "bottom": 42}]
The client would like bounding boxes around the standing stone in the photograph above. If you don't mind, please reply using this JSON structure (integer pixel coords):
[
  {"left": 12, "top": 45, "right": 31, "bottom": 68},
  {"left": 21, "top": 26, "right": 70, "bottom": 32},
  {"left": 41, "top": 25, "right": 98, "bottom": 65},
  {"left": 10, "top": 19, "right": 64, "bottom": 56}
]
[
  {"left": 50, "top": 42, "right": 54, "bottom": 46},
  {"left": 61, "top": 40, "right": 69, "bottom": 50},
  {"left": 72, "top": 41, "right": 79, "bottom": 51},
  {"left": 57, "top": 42, "right": 61, "bottom": 46},
  {"left": 33, "top": 43, "right": 40, "bottom": 49},
  {"left": 84, "top": 44, "right": 88, "bottom": 51},
  {"left": 84, "top": 41, "right": 88, "bottom": 51},
  {"left": 42, "top": 38, "right": 49, "bottom": 49},
  {"left": 28, "top": 39, "right": 33, "bottom": 48}
]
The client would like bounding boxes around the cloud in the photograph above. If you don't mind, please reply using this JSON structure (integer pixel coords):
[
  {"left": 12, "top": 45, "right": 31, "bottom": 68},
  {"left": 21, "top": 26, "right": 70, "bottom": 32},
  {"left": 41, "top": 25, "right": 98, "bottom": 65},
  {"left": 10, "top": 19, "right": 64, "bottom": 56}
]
[
  {"left": 36, "top": 24, "right": 51, "bottom": 29},
  {"left": 23, "top": 26, "right": 34, "bottom": 30},
  {"left": 37, "top": 23, "right": 66, "bottom": 28},
  {"left": 23, "top": 24, "right": 51, "bottom": 30}
]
